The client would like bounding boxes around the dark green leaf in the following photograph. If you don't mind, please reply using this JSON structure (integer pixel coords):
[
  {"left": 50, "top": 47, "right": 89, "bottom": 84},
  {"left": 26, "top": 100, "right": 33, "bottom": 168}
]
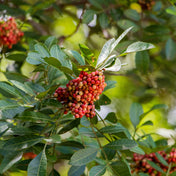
[
  {"left": 27, "top": 148, "right": 47, "bottom": 176},
  {"left": 135, "top": 51, "right": 150, "bottom": 74},
  {"left": 110, "top": 161, "right": 131, "bottom": 176},
  {"left": 59, "top": 119, "right": 80, "bottom": 134},
  {"left": 57, "top": 141, "right": 84, "bottom": 149},
  {"left": 98, "top": 94, "right": 111, "bottom": 105},
  {"left": 68, "top": 165, "right": 85, "bottom": 176},
  {"left": 44, "top": 57, "right": 61, "bottom": 67},
  {"left": 88, "top": 0, "right": 103, "bottom": 9},
  {"left": 79, "top": 127, "right": 96, "bottom": 137},
  {"left": 101, "top": 148, "right": 116, "bottom": 160},
  {"left": 117, "top": 19, "right": 139, "bottom": 32},
  {"left": 104, "top": 112, "right": 118, "bottom": 123},
  {"left": 140, "top": 120, "right": 153, "bottom": 127},
  {"left": 100, "top": 126, "right": 125, "bottom": 134},
  {"left": 6, "top": 53, "right": 26, "bottom": 62},
  {"left": 89, "top": 165, "right": 106, "bottom": 176},
  {"left": 124, "top": 9, "right": 140, "bottom": 21},
  {"left": 3, "top": 135, "right": 43, "bottom": 151},
  {"left": 17, "top": 111, "right": 52, "bottom": 123},
  {"left": 98, "top": 13, "right": 109, "bottom": 28},
  {"left": 130, "top": 102, "right": 143, "bottom": 128},
  {"left": 130, "top": 146, "right": 145, "bottom": 155},
  {"left": 49, "top": 169, "right": 60, "bottom": 176},
  {"left": 70, "top": 148, "right": 98, "bottom": 166},
  {"left": 82, "top": 10, "right": 95, "bottom": 24},
  {"left": 0, "top": 151, "right": 23, "bottom": 174},
  {"left": 104, "top": 139, "right": 137, "bottom": 150}
]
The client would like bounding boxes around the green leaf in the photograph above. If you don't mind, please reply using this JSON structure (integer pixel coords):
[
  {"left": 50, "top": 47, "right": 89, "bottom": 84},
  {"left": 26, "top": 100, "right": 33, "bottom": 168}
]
[
  {"left": 57, "top": 141, "right": 84, "bottom": 149},
  {"left": 124, "top": 9, "right": 140, "bottom": 21},
  {"left": 165, "top": 38, "right": 176, "bottom": 60},
  {"left": 104, "top": 112, "right": 118, "bottom": 123},
  {"left": 110, "top": 27, "right": 133, "bottom": 53},
  {"left": 130, "top": 146, "right": 145, "bottom": 155},
  {"left": 34, "top": 43, "right": 50, "bottom": 58},
  {"left": 124, "top": 41, "right": 155, "bottom": 54},
  {"left": 130, "top": 102, "right": 143, "bottom": 128},
  {"left": 80, "top": 116, "right": 90, "bottom": 127},
  {"left": 6, "top": 53, "right": 26, "bottom": 62},
  {"left": 26, "top": 52, "right": 43, "bottom": 65},
  {"left": 27, "top": 148, "right": 47, "bottom": 176},
  {"left": 96, "top": 38, "right": 115, "bottom": 68},
  {"left": 104, "top": 58, "right": 121, "bottom": 72},
  {"left": 88, "top": 0, "right": 103, "bottom": 9},
  {"left": 0, "top": 82, "right": 25, "bottom": 99},
  {"left": 10, "top": 80, "right": 35, "bottom": 96},
  {"left": 98, "top": 13, "right": 109, "bottom": 28},
  {"left": 89, "top": 165, "right": 106, "bottom": 176},
  {"left": 101, "top": 148, "right": 116, "bottom": 160},
  {"left": 79, "top": 127, "right": 96, "bottom": 137},
  {"left": 82, "top": 10, "right": 95, "bottom": 24},
  {"left": 147, "top": 160, "right": 164, "bottom": 173},
  {"left": 140, "top": 104, "right": 168, "bottom": 120},
  {"left": 50, "top": 45, "right": 71, "bottom": 68},
  {"left": 100, "top": 125, "right": 125, "bottom": 134},
  {"left": 98, "top": 94, "right": 111, "bottom": 105},
  {"left": 155, "top": 152, "right": 168, "bottom": 166},
  {"left": 58, "top": 119, "right": 80, "bottom": 134},
  {"left": 49, "top": 169, "right": 60, "bottom": 176},
  {"left": 44, "top": 36, "right": 58, "bottom": 49},
  {"left": 104, "top": 139, "right": 137, "bottom": 150},
  {"left": 110, "top": 161, "right": 131, "bottom": 176},
  {"left": 70, "top": 50, "right": 85, "bottom": 65},
  {"left": 0, "top": 151, "right": 23, "bottom": 174},
  {"left": 3, "top": 135, "right": 43, "bottom": 151},
  {"left": 135, "top": 51, "right": 150, "bottom": 74},
  {"left": 68, "top": 165, "right": 85, "bottom": 176},
  {"left": 117, "top": 19, "right": 139, "bottom": 32},
  {"left": 70, "top": 148, "right": 98, "bottom": 166},
  {"left": 17, "top": 111, "right": 52, "bottom": 123},
  {"left": 166, "top": 6, "right": 176, "bottom": 15},
  {"left": 79, "top": 44, "right": 95, "bottom": 66},
  {"left": 140, "top": 120, "right": 153, "bottom": 127},
  {"left": 0, "top": 100, "right": 19, "bottom": 110},
  {"left": 103, "top": 81, "right": 117, "bottom": 92}
]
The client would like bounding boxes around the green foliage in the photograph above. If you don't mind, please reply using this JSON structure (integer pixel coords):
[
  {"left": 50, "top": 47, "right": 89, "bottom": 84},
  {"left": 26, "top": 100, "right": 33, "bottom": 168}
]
[{"left": 0, "top": 0, "right": 175, "bottom": 175}]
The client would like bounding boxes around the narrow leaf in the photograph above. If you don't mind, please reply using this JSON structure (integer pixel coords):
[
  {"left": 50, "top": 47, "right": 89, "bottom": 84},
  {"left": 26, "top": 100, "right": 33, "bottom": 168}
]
[
  {"left": 0, "top": 152, "right": 23, "bottom": 174},
  {"left": 110, "top": 27, "right": 133, "bottom": 53},
  {"left": 124, "top": 41, "right": 155, "bottom": 54},
  {"left": 155, "top": 152, "right": 168, "bottom": 166},
  {"left": 70, "top": 148, "right": 98, "bottom": 166},
  {"left": 100, "top": 126, "right": 125, "bottom": 134},
  {"left": 27, "top": 148, "right": 47, "bottom": 176},
  {"left": 104, "top": 58, "right": 121, "bottom": 72},
  {"left": 0, "top": 100, "right": 19, "bottom": 110},
  {"left": 96, "top": 38, "right": 115, "bottom": 68},
  {"left": 147, "top": 160, "right": 164, "bottom": 173},
  {"left": 3, "top": 135, "right": 43, "bottom": 151},
  {"left": 34, "top": 43, "right": 50, "bottom": 58}
]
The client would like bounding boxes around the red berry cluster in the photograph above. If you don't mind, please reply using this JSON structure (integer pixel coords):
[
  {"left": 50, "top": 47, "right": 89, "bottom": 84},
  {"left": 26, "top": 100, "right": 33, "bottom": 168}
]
[
  {"left": 54, "top": 70, "right": 106, "bottom": 118},
  {"left": 0, "top": 16, "right": 23, "bottom": 48},
  {"left": 23, "top": 152, "right": 37, "bottom": 160},
  {"left": 132, "top": 149, "right": 176, "bottom": 176}
]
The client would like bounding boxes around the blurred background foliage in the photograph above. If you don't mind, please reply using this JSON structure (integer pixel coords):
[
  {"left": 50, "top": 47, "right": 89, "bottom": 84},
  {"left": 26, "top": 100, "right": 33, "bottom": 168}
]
[{"left": 1, "top": 0, "right": 176, "bottom": 175}]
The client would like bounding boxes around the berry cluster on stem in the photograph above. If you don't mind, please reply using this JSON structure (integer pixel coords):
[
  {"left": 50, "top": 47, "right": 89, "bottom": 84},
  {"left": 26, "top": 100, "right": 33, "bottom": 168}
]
[
  {"left": 54, "top": 70, "right": 106, "bottom": 118},
  {"left": 0, "top": 16, "right": 23, "bottom": 49},
  {"left": 132, "top": 149, "right": 176, "bottom": 176}
]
